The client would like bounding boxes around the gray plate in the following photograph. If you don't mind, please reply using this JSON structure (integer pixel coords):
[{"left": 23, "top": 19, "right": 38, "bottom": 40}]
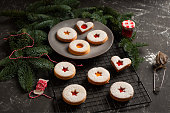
[{"left": 48, "top": 18, "right": 114, "bottom": 59}]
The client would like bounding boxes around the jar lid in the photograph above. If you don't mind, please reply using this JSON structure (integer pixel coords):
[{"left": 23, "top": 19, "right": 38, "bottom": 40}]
[{"left": 122, "top": 20, "right": 135, "bottom": 30}]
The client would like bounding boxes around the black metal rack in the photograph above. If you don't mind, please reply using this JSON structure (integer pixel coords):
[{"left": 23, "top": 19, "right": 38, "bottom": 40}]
[{"left": 49, "top": 41, "right": 152, "bottom": 113}]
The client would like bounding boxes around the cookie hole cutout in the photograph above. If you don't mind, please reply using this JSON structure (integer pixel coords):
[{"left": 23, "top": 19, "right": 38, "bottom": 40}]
[
  {"left": 62, "top": 67, "right": 69, "bottom": 72},
  {"left": 95, "top": 72, "right": 102, "bottom": 77},
  {"left": 64, "top": 31, "right": 70, "bottom": 35},
  {"left": 71, "top": 90, "right": 79, "bottom": 96},
  {"left": 118, "top": 87, "right": 125, "bottom": 93},
  {"left": 76, "top": 43, "right": 83, "bottom": 48},
  {"left": 94, "top": 34, "right": 100, "bottom": 38},
  {"left": 81, "top": 24, "right": 87, "bottom": 29},
  {"left": 116, "top": 60, "right": 123, "bottom": 66}
]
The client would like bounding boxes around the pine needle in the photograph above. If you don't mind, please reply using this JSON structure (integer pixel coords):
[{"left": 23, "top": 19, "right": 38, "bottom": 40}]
[
  {"left": 0, "top": 63, "right": 17, "bottom": 81},
  {"left": 29, "top": 58, "right": 54, "bottom": 70},
  {"left": 18, "top": 63, "right": 35, "bottom": 92}
]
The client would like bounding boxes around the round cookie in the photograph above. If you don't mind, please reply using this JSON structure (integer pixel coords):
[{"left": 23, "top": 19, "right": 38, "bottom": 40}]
[
  {"left": 110, "top": 82, "right": 134, "bottom": 102},
  {"left": 88, "top": 67, "right": 110, "bottom": 85},
  {"left": 54, "top": 62, "right": 76, "bottom": 80},
  {"left": 87, "top": 30, "right": 108, "bottom": 45},
  {"left": 56, "top": 27, "right": 77, "bottom": 42},
  {"left": 68, "top": 40, "right": 90, "bottom": 55},
  {"left": 62, "top": 84, "right": 87, "bottom": 105}
]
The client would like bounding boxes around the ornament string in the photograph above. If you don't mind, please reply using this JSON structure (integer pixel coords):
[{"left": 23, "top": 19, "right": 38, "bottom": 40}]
[
  {"left": 29, "top": 79, "right": 52, "bottom": 99},
  {"left": 3, "top": 32, "right": 83, "bottom": 66}
]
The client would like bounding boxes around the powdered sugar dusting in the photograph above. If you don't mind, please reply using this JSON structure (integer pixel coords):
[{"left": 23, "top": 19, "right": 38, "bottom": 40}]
[{"left": 144, "top": 49, "right": 157, "bottom": 65}]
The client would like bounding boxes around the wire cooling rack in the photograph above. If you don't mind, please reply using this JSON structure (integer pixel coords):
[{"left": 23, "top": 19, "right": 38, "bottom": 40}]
[{"left": 49, "top": 41, "right": 152, "bottom": 113}]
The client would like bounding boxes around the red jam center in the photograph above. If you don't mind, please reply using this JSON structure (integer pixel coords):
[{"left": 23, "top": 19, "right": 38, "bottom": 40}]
[
  {"left": 95, "top": 72, "right": 102, "bottom": 77},
  {"left": 94, "top": 34, "right": 100, "bottom": 38},
  {"left": 71, "top": 90, "right": 78, "bottom": 96},
  {"left": 116, "top": 60, "right": 123, "bottom": 66},
  {"left": 81, "top": 24, "right": 87, "bottom": 29},
  {"left": 118, "top": 87, "right": 125, "bottom": 93},
  {"left": 62, "top": 67, "right": 68, "bottom": 72},
  {"left": 64, "top": 31, "right": 70, "bottom": 35}
]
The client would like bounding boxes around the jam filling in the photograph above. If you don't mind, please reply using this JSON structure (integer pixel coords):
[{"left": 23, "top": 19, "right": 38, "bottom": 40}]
[
  {"left": 64, "top": 31, "right": 70, "bottom": 35},
  {"left": 94, "top": 34, "right": 100, "bottom": 38},
  {"left": 81, "top": 24, "right": 87, "bottom": 29},
  {"left": 71, "top": 90, "right": 78, "bottom": 96},
  {"left": 62, "top": 67, "right": 68, "bottom": 72},
  {"left": 76, "top": 43, "right": 83, "bottom": 48},
  {"left": 116, "top": 60, "right": 123, "bottom": 66},
  {"left": 95, "top": 71, "right": 102, "bottom": 77},
  {"left": 118, "top": 87, "right": 125, "bottom": 93}
]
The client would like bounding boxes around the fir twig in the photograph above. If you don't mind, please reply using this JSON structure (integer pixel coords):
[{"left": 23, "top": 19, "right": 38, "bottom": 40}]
[
  {"left": 54, "top": 0, "right": 80, "bottom": 8},
  {"left": 0, "top": 57, "right": 11, "bottom": 67},
  {"left": 0, "top": 63, "right": 17, "bottom": 81},
  {"left": 18, "top": 63, "right": 35, "bottom": 92},
  {"left": 29, "top": 58, "right": 54, "bottom": 70}
]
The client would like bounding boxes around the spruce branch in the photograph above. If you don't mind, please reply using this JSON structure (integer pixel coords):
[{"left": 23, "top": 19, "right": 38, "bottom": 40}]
[
  {"left": 29, "top": 58, "right": 54, "bottom": 70},
  {"left": 26, "top": 0, "right": 52, "bottom": 12},
  {"left": 82, "top": 12, "right": 92, "bottom": 18},
  {"left": 8, "top": 33, "right": 33, "bottom": 50},
  {"left": 0, "top": 10, "right": 26, "bottom": 18},
  {"left": 98, "top": 6, "right": 120, "bottom": 17},
  {"left": 27, "top": 13, "right": 53, "bottom": 22},
  {"left": 73, "top": 7, "right": 97, "bottom": 18},
  {"left": 14, "top": 51, "right": 24, "bottom": 58},
  {"left": 0, "top": 63, "right": 17, "bottom": 81},
  {"left": 0, "top": 57, "right": 11, "bottom": 67},
  {"left": 119, "top": 38, "right": 146, "bottom": 68},
  {"left": 54, "top": 0, "right": 80, "bottom": 8},
  {"left": 35, "top": 5, "right": 71, "bottom": 14},
  {"left": 26, "top": 46, "right": 49, "bottom": 57},
  {"left": 27, "top": 30, "right": 48, "bottom": 45},
  {"left": 31, "top": 19, "right": 60, "bottom": 30},
  {"left": 18, "top": 63, "right": 35, "bottom": 92},
  {"left": 135, "top": 42, "right": 148, "bottom": 47}
]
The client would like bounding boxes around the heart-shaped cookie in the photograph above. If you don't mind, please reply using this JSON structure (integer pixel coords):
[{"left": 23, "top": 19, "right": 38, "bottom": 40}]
[
  {"left": 111, "top": 56, "right": 131, "bottom": 72},
  {"left": 76, "top": 21, "right": 94, "bottom": 34}
]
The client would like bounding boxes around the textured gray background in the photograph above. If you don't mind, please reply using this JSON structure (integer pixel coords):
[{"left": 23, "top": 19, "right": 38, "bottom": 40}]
[{"left": 0, "top": 0, "right": 170, "bottom": 113}]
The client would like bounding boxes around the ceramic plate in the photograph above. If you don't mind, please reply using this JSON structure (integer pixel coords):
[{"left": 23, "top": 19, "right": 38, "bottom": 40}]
[{"left": 48, "top": 18, "right": 114, "bottom": 59}]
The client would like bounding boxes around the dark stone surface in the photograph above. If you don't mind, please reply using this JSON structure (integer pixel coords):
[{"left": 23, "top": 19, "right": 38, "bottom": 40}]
[{"left": 0, "top": 0, "right": 170, "bottom": 113}]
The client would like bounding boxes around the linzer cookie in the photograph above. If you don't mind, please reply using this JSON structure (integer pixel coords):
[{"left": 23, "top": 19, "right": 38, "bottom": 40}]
[
  {"left": 54, "top": 62, "right": 76, "bottom": 80},
  {"left": 68, "top": 40, "right": 90, "bottom": 55},
  {"left": 122, "top": 20, "right": 135, "bottom": 38},
  {"left": 56, "top": 27, "right": 77, "bottom": 42},
  {"left": 110, "top": 81, "right": 134, "bottom": 102},
  {"left": 76, "top": 21, "right": 94, "bottom": 34},
  {"left": 111, "top": 56, "right": 131, "bottom": 72},
  {"left": 62, "top": 84, "right": 87, "bottom": 105},
  {"left": 87, "top": 30, "right": 108, "bottom": 45},
  {"left": 87, "top": 67, "right": 110, "bottom": 85}
]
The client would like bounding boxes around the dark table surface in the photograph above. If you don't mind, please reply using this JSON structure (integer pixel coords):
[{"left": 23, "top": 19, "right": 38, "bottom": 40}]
[{"left": 0, "top": 0, "right": 170, "bottom": 113}]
